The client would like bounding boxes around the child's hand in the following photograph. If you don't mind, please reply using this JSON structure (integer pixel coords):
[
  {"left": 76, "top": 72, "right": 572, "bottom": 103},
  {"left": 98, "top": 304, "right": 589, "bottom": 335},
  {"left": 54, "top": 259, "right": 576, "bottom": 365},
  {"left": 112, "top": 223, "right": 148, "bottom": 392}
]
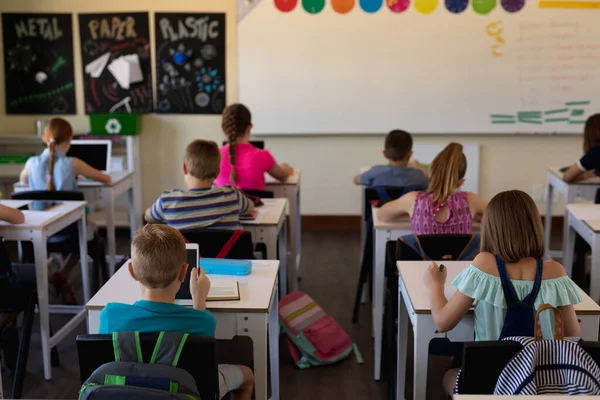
[
  {"left": 281, "top": 163, "right": 294, "bottom": 175},
  {"left": 190, "top": 267, "right": 211, "bottom": 304},
  {"left": 424, "top": 261, "right": 447, "bottom": 289}
]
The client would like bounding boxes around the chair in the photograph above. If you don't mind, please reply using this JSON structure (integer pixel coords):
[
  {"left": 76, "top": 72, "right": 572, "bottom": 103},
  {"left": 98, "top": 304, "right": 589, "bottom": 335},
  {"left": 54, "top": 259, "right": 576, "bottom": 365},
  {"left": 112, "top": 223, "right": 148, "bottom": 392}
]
[
  {"left": 77, "top": 334, "right": 254, "bottom": 400},
  {"left": 11, "top": 190, "right": 109, "bottom": 294},
  {"left": 458, "top": 340, "right": 600, "bottom": 394},
  {"left": 352, "top": 186, "right": 406, "bottom": 324},
  {"left": 0, "top": 237, "right": 59, "bottom": 399},
  {"left": 181, "top": 228, "right": 257, "bottom": 259}
]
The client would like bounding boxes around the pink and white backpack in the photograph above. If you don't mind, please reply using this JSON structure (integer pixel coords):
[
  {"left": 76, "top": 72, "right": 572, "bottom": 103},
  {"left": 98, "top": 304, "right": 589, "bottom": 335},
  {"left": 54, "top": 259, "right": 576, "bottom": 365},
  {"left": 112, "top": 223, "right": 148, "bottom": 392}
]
[{"left": 279, "top": 291, "right": 363, "bottom": 368}]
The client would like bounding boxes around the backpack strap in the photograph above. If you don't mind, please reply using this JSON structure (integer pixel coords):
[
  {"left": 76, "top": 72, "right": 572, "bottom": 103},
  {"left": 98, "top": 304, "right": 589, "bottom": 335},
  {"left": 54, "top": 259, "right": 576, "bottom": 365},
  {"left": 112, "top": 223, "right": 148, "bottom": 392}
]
[
  {"left": 216, "top": 229, "right": 244, "bottom": 259},
  {"left": 456, "top": 234, "right": 480, "bottom": 261},
  {"left": 112, "top": 332, "right": 144, "bottom": 363},
  {"left": 149, "top": 332, "right": 190, "bottom": 367},
  {"left": 495, "top": 256, "right": 520, "bottom": 307},
  {"left": 397, "top": 235, "right": 430, "bottom": 261},
  {"left": 522, "top": 259, "right": 544, "bottom": 306}
]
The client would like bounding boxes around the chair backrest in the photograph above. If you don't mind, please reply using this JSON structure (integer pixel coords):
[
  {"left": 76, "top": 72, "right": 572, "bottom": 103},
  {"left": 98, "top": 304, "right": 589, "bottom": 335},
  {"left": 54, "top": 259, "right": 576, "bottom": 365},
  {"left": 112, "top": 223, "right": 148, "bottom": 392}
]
[
  {"left": 396, "top": 234, "right": 477, "bottom": 261},
  {"left": 459, "top": 340, "right": 600, "bottom": 394},
  {"left": 364, "top": 186, "right": 406, "bottom": 220},
  {"left": 242, "top": 189, "right": 274, "bottom": 199},
  {"left": 0, "top": 238, "right": 12, "bottom": 288},
  {"left": 222, "top": 140, "right": 265, "bottom": 149},
  {"left": 181, "top": 229, "right": 255, "bottom": 259},
  {"left": 77, "top": 334, "right": 254, "bottom": 400},
  {"left": 11, "top": 190, "right": 85, "bottom": 201}
]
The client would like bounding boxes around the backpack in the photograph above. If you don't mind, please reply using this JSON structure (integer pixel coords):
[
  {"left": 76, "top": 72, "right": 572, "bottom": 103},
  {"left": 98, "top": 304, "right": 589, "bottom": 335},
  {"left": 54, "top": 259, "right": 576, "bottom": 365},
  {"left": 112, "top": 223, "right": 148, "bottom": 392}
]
[
  {"left": 279, "top": 291, "right": 363, "bottom": 368},
  {"left": 494, "top": 304, "right": 600, "bottom": 395},
  {"left": 79, "top": 332, "right": 201, "bottom": 400}
]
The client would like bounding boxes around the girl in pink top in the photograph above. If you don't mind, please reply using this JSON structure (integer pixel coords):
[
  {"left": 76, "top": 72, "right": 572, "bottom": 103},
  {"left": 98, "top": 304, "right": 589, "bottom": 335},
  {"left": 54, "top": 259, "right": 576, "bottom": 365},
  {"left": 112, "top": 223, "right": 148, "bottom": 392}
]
[
  {"left": 377, "top": 143, "right": 487, "bottom": 234},
  {"left": 215, "top": 104, "right": 293, "bottom": 190}
]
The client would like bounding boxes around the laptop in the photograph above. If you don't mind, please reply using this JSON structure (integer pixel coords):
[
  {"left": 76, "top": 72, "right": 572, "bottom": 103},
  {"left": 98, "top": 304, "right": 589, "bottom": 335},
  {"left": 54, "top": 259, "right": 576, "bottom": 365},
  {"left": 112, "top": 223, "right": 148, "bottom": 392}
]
[{"left": 67, "top": 140, "right": 112, "bottom": 181}]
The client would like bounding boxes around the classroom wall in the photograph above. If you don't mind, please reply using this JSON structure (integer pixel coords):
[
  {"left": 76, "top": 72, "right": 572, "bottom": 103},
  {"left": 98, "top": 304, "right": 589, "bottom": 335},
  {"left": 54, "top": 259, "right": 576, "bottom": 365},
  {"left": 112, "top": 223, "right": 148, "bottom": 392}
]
[{"left": 0, "top": 0, "right": 584, "bottom": 216}]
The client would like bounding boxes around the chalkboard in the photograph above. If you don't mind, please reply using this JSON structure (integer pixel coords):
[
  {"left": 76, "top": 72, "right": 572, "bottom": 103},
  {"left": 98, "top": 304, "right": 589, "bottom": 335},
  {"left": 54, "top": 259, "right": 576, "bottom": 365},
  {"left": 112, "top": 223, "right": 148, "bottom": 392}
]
[
  {"left": 1, "top": 13, "right": 76, "bottom": 115},
  {"left": 154, "top": 13, "right": 226, "bottom": 114},
  {"left": 78, "top": 12, "right": 153, "bottom": 114}
]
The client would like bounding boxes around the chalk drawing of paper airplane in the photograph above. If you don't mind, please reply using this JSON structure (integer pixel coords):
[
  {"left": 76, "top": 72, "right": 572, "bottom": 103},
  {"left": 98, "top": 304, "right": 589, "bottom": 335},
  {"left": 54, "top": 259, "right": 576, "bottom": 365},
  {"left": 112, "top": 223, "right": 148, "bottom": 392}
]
[
  {"left": 108, "top": 54, "right": 144, "bottom": 90},
  {"left": 85, "top": 52, "right": 111, "bottom": 78}
]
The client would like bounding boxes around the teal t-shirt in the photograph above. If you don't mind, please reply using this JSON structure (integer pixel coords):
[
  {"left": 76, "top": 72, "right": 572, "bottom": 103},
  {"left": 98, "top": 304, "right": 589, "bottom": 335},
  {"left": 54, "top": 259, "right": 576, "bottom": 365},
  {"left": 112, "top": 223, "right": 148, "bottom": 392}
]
[{"left": 99, "top": 300, "right": 217, "bottom": 337}]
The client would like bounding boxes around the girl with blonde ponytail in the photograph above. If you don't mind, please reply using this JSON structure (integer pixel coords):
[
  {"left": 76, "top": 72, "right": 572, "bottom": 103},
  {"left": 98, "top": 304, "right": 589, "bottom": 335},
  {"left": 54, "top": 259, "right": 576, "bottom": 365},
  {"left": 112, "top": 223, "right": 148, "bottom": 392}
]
[
  {"left": 378, "top": 142, "right": 487, "bottom": 234},
  {"left": 216, "top": 103, "right": 293, "bottom": 189}
]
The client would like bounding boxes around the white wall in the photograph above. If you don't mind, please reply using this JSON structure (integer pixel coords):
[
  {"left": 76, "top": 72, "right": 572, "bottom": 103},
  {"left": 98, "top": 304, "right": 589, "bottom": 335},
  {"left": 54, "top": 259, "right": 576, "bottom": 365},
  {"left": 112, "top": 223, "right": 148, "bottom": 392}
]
[{"left": 0, "top": 0, "right": 585, "bottom": 216}]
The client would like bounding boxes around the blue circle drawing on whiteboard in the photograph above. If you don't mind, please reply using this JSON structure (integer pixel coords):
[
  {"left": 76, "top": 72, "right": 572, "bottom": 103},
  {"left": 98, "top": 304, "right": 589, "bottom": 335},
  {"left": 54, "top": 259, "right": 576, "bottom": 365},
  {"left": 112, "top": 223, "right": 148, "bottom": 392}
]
[
  {"left": 445, "top": 0, "right": 469, "bottom": 13},
  {"left": 501, "top": 0, "right": 524, "bottom": 12},
  {"left": 360, "top": 0, "right": 383, "bottom": 12}
]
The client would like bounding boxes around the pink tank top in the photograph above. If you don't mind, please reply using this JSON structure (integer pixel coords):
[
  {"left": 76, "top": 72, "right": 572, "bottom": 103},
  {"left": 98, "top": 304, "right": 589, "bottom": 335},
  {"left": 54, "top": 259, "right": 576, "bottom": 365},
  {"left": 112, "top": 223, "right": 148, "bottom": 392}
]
[{"left": 410, "top": 191, "right": 472, "bottom": 235}]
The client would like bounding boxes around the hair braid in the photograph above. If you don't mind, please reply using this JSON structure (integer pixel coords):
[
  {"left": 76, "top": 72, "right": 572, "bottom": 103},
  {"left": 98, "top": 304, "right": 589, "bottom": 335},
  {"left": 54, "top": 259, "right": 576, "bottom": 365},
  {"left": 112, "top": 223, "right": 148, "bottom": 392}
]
[
  {"left": 221, "top": 104, "right": 252, "bottom": 186},
  {"left": 43, "top": 118, "right": 73, "bottom": 191}
]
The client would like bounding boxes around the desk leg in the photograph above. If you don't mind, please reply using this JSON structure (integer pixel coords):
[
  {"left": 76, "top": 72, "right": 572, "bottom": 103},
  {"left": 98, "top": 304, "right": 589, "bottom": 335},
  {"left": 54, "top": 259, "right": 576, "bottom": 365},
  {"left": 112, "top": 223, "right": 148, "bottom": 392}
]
[
  {"left": 590, "top": 234, "right": 600, "bottom": 303},
  {"left": 579, "top": 315, "right": 600, "bottom": 341},
  {"left": 413, "top": 315, "right": 436, "bottom": 400},
  {"left": 544, "top": 182, "right": 554, "bottom": 259},
  {"left": 127, "top": 186, "right": 136, "bottom": 238},
  {"left": 373, "top": 229, "right": 388, "bottom": 381},
  {"left": 279, "top": 221, "right": 288, "bottom": 298},
  {"left": 564, "top": 216, "right": 576, "bottom": 278},
  {"left": 32, "top": 231, "right": 51, "bottom": 380},
  {"left": 78, "top": 215, "right": 90, "bottom": 303},
  {"left": 269, "top": 286, "right": 280, "bottom": 400},
  {"left": 562, "top": 187, "right": 577, "bottom": 260},
  {"left": 396, "top": 282, "right": 409, "bottom": 400},
  {"left": 239, "top": 313, "right": 269, "bottom": 400},
  {"left": 104, "top": 190, "right": 117, "bottom": 276}
]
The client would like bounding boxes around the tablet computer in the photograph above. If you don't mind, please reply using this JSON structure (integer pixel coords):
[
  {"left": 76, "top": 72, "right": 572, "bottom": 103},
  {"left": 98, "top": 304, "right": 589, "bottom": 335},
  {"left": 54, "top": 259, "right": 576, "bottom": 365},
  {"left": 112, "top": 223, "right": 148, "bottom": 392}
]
[{"left": 175, "top": 243, "right": 199, "bottom": 306}]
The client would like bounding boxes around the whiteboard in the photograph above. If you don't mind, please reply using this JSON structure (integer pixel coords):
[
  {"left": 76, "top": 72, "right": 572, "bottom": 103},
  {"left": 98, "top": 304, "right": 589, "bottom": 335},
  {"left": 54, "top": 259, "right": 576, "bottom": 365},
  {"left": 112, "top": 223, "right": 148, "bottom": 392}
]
[{"left": 238, "top": 2, "right": 600, "bottom": 134}]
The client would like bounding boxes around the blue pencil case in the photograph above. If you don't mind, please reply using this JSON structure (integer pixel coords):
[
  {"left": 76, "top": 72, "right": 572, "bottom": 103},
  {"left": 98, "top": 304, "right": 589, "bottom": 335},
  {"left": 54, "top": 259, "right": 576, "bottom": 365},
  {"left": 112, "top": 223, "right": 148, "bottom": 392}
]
[{"left": 200, "top": 258, "right": 252, "bottom": 276}]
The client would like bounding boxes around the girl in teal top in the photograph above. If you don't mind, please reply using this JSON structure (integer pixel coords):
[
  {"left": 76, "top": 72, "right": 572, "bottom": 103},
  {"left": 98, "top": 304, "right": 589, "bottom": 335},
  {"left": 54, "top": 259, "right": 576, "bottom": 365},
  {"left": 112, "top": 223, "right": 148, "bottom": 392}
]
[
  {"left": 425, "top": 190, "right": 582, "bottom": 395},
  {"left": 424, "top": 189, "right": 581, "bottom": 341}
]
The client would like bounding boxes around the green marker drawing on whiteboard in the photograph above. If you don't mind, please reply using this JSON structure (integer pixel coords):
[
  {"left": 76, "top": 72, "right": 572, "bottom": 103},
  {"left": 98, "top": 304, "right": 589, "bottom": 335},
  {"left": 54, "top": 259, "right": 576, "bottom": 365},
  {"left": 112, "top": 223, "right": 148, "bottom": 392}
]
[
  {"left": 303, "top": 0, "right": 326, "bottom": 13},
  {"left": 473, "top": 0, "right": 497, "bottom": 14}
]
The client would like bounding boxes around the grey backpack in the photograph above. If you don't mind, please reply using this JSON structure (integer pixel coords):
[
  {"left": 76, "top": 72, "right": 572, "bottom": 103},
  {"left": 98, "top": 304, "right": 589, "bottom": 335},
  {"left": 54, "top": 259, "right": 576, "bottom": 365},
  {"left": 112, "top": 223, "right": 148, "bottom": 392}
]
[{"left": 79, "top": 332, "right": 200, "bottom": 400}]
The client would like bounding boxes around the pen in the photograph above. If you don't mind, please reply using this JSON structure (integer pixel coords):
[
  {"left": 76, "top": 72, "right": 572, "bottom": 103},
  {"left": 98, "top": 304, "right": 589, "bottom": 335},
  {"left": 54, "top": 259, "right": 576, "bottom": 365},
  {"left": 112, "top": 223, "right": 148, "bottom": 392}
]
[{"left": 438, "top": 264, "right": 445, "bottom": 272}]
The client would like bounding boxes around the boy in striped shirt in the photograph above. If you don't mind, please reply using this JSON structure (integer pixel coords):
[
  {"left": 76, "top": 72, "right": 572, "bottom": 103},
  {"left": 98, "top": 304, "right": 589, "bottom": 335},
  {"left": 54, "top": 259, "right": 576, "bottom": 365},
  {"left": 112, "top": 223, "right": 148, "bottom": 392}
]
[{"left": 144, "top": 139, "right": 254, "bottom": 230}]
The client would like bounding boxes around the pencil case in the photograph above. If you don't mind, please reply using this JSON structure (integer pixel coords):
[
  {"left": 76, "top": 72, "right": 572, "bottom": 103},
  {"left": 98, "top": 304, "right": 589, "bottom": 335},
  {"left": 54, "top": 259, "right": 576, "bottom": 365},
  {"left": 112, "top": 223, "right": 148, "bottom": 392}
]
[{"left": 200, "top": 258, "right": 252, "bottom": 276}]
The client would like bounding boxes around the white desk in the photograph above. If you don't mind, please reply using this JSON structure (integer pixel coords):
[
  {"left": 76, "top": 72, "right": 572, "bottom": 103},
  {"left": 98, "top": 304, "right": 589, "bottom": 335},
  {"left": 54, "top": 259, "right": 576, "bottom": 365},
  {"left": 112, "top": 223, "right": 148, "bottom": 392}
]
[
  {"left": 14, "top": 171, "right": 138, "bottom": 276},
  {"left": 544, "top": 167, "right": 600, "bottom": 260},
  {"left": 396, "top": 261, "right": 600, "bottom": 400},
  {"left": 86, "top": 259, "right": 280, "bottom": 400},
  {"left": 564, "top": 203, "right": 600, "bottom": 301},
  {"left": 0, "top": 200, "right": 90, "bottom": 380},
  {"left": 242, "top": 198, "right": 288, "bottom": 298},
  {"left": 370, "top": 206, "right": 480, "bottom": 380},
  {"left": 266, "top": 169, "right": 301, "bottom": 291}
]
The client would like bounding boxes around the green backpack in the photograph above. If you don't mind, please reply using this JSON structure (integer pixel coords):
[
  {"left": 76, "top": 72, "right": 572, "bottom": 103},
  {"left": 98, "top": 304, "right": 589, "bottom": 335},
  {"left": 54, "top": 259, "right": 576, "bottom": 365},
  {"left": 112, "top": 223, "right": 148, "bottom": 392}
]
[{"left": 79, "top": 332, "right": 200, "bottom": 400}]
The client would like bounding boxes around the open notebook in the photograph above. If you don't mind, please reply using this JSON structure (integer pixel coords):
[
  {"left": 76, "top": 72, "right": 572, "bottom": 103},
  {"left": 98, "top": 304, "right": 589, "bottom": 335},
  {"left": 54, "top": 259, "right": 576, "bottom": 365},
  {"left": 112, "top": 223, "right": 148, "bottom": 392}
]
[{"left": 207, "top": 280, "right": 240, "bottom": 302}]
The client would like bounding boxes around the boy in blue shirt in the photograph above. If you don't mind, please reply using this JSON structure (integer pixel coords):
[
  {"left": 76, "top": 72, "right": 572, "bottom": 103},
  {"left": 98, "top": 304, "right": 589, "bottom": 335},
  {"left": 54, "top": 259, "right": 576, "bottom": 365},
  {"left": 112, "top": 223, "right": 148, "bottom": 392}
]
[
  {"left": 353, "top": 129, "right": 429, "bottom": 189},
  {"left": 100, "top": 224, "right": 253, "bottom": 400}
]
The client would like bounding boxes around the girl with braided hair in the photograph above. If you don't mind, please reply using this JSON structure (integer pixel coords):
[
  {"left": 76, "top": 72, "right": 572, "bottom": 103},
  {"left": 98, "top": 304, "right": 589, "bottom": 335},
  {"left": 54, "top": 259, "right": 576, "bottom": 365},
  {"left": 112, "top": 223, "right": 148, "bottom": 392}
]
[{"left": 215, "top": 104, "right": 293, "bottom": 189}]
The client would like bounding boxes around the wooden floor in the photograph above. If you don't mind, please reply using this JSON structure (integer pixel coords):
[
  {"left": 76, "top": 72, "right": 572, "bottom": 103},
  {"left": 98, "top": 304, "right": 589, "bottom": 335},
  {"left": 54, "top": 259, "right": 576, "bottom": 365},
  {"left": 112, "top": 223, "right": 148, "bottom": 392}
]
[{"left": 1, "top": 231, "right": 388, "bottom": 399}]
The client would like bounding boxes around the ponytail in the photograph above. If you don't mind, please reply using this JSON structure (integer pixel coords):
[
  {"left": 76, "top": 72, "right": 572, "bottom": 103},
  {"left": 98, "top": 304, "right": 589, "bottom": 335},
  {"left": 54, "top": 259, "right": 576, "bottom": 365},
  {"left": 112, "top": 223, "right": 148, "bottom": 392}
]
[
  {"left": 221, "top": 104, "right": 252, "bottom": 186},
  {"left": 46, "top": 138, "right": 56, "bottom": 191},
  {"left": 426, "top": 143, "right": 467, "bottom": 205}
]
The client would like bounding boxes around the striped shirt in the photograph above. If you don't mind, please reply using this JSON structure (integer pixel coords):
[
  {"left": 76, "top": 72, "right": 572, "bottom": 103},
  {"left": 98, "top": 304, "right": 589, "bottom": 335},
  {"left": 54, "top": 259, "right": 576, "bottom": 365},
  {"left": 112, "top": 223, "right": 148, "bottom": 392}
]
[{"left": 150, "top": 187, "right": 250, "bottom": 231}]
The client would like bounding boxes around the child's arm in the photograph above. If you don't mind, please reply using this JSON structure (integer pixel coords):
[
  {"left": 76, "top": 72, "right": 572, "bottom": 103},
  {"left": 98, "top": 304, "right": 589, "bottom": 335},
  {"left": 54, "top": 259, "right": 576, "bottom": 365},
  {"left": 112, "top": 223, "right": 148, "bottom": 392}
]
[
  {"left": 0, "top": 204, "right": 25, "bottom": 224},
  {"left": 238, "top": 191, "right": 255, "bottom": 216},
  {"left": 409, "top": 160, "right": 429, "bottom": 175},
  {"left": 144, "top": 198, "right": 164, "bottom": 224},
  {"left": 353, "top": 174, "right": 362, "bottom": 185},
  {"left": 376, "top": 191, "right": 417, "bottom": 222},
  {"left": 72, "top": 158, "right": 112, "bottom": 185},
  {"left": 559, "top": 305, "right": 581, "bottom": 337},
  {"left": 563, "top": 163, "right": 585, "bottom": 183},
  {"left": 425, "top": 261, "right": 475, "bottom": 332},
  {"left": 190, "top": 267, "right": 211, "bottom": 311},
  {"left": 267, "top": 163, "right": 293, "bottom": 182},
  {"left": 466, "top": 192, "right": 488, "bottom": 221},
  {"left": 19, "top": 160, "right": 30, "bottom": 184}
]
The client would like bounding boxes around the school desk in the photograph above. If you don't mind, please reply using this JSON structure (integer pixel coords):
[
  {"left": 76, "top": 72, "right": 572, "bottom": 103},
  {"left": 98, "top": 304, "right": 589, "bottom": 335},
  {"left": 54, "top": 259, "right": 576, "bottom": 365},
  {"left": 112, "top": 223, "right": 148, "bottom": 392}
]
[
  {"left": 0, "top": 199, "right": 90, "bottom": 380},
  {"left": 242, "top": 198, "right": 288, "bottom": 298},
  {"left": 564, "top": 203, "right": 600, "bottom": 302},
  {"left": 87, "top": 259, "right": 280, "bottom": 400},
  {"left": 265, "top": 169, "right": 301, "bottom": 291},
  {"left": 396, "top": 261, "right": 600, "bottom": 400},
  {"left": 13, "top": 170, "right": 138, "bottom": 276},
  {"left": 544, "top": 167, "right": 600, "bottom": 261},
  {"left": 370, "top": 206, "right": 480, "bottom": 381}
]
